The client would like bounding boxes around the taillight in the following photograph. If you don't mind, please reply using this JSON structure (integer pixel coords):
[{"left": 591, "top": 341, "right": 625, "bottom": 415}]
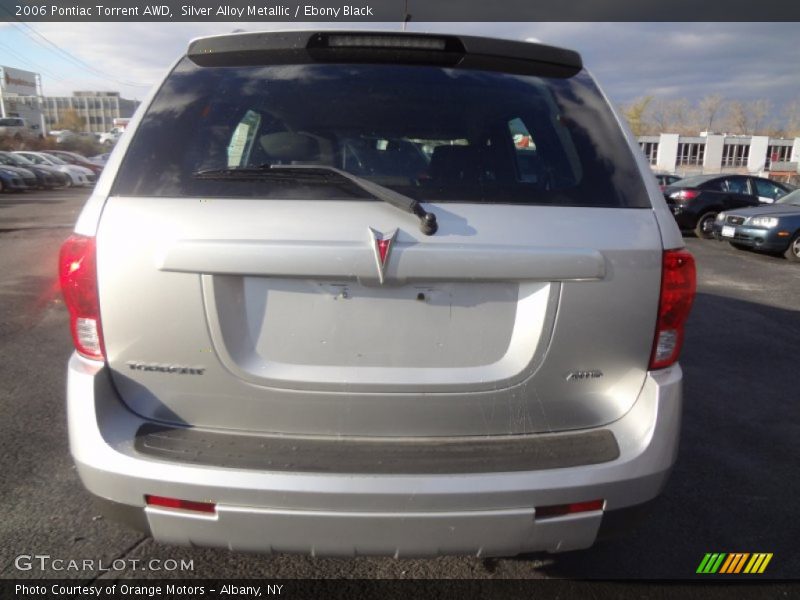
[
  {"left": 669, "top": 189, "right": 700, "bottom": 201},
  {"left": 650, "top": 249, "right": 696, "bottom": 370},
  {"left": 59, "top": 234, "right": 105, "bottom": 360}
]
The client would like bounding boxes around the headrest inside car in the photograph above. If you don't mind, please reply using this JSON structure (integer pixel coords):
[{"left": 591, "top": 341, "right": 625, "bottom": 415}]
[{"left": 259, "top": 132, "right": 321, "bottom": 163}]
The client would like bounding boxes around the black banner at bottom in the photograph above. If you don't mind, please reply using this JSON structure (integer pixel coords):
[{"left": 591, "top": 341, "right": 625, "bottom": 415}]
[{"left": 2, "top": 579, "right": 797, "bottom": 600}]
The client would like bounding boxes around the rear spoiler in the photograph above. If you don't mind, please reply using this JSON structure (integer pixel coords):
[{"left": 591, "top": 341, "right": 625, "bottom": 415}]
[{"left": 187, "top": 31, "right": 582, "bottom": 78}]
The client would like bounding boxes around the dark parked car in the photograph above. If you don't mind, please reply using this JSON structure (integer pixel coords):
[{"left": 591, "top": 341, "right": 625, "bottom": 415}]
[
  {"left": 0, "top": 151, "right": 65, "bottom": 189},
  {"left": 0, "top": 164, "right": 32, "bottom": 192},
  {"left": 712, "top": 189, "right": 800, "bottom": 261},
  {"left": 664, "top": 174, "right": 792, "bottom": 238},
  {"left": 655, "top": 173, "right": 681, "bottom": 191}
]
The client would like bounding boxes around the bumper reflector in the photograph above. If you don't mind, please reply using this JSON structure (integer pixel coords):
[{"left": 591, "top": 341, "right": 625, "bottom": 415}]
[
  {"left": 145, "top": 495, "right": 216, "bottom": 514},
  {"left": 535, "top": 499, "right": 604, "bottom": 519}
]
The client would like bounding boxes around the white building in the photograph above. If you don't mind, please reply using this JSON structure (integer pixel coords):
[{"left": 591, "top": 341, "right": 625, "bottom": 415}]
[
  {"left": 1, "top": 65, "right": 139, "bottom": 134},
  {"left": 638, "top": 133, "right": 800, "bottom": 178}
]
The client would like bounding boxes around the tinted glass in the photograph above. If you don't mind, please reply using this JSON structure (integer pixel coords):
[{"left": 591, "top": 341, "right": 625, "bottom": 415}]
[
  {"left": 678, "top": 175, "right": 718, "bottom": 189},
  {"left": 753, "top": 178, "right": 787, "bottom": 199},
  {"left": 41, "top": 154, "right": 66, "bottom": 165},
  {"left": 6, "top": 153, "right": 34, "bottom": 165},
  {"left": 724, "top": 177, "right": 749, "bottom": 195},
  {"left": 113, "top": 59, "right": 649, "bottom": 207}
]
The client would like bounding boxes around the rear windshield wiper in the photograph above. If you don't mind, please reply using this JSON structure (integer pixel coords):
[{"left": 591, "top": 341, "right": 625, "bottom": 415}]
[{"left": 193, "top": 164, "right": 438, "bottom": 235}]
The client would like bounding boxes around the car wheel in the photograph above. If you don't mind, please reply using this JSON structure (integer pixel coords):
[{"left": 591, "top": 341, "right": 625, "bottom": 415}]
[
  {"left": 730, "top": 242, "right": 750, "bottom": 251},
  {"left": 0, "top": 179, "right": 4, "bottom": 194},
  {"left": 694, "top": 212, "right": 717, "bottom": 239},
  {"left": 784, "top": 232, "right": 800, "bottom": 262}
]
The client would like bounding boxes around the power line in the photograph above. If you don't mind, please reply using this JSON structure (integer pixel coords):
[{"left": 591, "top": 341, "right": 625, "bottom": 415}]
[
  {"left": 0, "top": 8, "right": 152, "bottom": 89},
  {"left": 0, "top": 40, "right": 67, "bottom": 82},
  {"left": 12, "top": 21, "right": 152, "bottom": 88}
]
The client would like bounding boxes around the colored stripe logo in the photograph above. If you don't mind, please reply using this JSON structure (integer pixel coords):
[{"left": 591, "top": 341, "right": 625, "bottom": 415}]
[{"left": 696, "top": 553, "right": 773, "bottom": 574}]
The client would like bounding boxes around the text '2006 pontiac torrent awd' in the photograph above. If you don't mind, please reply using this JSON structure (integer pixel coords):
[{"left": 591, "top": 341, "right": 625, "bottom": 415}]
[{"left": 60, "top": 31, "right": 696, "bottom": 557}]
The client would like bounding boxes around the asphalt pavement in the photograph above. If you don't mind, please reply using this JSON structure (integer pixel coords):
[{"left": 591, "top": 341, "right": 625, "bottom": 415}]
[{"left": 1, "top": 188, "right": 798, "bottom": 581}]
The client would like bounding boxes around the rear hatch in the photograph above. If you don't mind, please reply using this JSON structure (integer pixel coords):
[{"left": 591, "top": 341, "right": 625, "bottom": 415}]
[{"left": 96, "top": 32, "right": 663, "bottom": 437}]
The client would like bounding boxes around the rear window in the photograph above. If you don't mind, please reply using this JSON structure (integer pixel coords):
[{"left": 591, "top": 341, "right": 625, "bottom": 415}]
[
  {"left": 113, "top": 58, "right": 648, "bottom": 207},
  {"left": 676, "top": 175, "right": 718, "bottom": 189}
]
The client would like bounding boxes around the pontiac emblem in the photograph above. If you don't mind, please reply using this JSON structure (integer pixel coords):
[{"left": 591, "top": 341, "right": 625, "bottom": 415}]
[{"left": 368, "top": 227, "right": 397, "bottom": 284}]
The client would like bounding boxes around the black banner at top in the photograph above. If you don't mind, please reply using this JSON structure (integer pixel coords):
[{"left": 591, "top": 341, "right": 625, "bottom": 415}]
[{"left": 1, "top": 0, "right": 799, "bottom": 22}]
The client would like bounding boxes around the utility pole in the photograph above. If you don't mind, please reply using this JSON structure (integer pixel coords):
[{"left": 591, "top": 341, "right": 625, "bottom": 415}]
[
  {"left": 36, "top": 73, "right": 46, "bottom": 135},
  {"left": 0, "top": 67, "right": 6, "bottom": 118}
]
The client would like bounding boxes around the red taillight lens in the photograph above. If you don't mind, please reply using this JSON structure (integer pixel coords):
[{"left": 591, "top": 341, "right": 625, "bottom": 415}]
[
  {"left": 670, "top": 189, "right": 700, "bottom": 201},
  {"left": 649, "top": 249, "right": 696, "bottom": 370},
  {"left": 145, "top": 495, "right": 217, "bottom": 514},
  {"left": 59, "top": 234, "right": 105, "bottom": 360}
]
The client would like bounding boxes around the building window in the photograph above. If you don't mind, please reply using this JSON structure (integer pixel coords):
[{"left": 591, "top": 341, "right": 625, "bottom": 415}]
[
  {"left": 722, "top": 143, "right": 749, "bottom": 167},
  {"left": 639, "top": 141, "right": 658, "bottom": 165},
  {"left": 677, "top": 142, "right": 705, "bottom": 166},
  {"left": 766, "top": 144, "right": 792, "bottom": 168}
]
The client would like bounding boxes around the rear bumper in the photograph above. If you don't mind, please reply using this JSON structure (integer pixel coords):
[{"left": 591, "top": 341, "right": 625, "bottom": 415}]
[{"left": 68, "top": 354, "right": 683, "bottom": 557}]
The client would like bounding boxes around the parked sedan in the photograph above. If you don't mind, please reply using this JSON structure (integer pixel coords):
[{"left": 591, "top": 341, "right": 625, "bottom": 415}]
[
  {"left": 664, "top": 174, "right": 792, "bottom": 239},
  {"left": 13, "top": 151, "right": 94, "bottom": 187},
  {"left": 47, "top": 150, "right": 103, "bottom": 176},
  {"left": 0, "top": 165, "right": 31, "bottom": 193},
  {"left": 0, "top": 151, "right": 67, "bottom": 189},
  {"left": 49, "top": 130, "right": 77, "bottom": 143},
  {"left": 713, "top": 189, "right": 800, "bottom": 261},
  {"left": 0, "top": 155, "right": 38, "bottom": 190}
]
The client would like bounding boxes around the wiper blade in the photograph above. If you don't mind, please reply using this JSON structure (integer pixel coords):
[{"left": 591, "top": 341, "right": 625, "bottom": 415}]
[
  {"left": 193, "top": 164, "right": 438, "bottom": 236},
  {"left": 193, "top": 166, "right": 339, "bottom": 181}
]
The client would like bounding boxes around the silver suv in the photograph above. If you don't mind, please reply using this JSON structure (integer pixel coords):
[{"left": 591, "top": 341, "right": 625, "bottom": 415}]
[{"left": 60, "top": 31, "right": 696, "bottom": 557}]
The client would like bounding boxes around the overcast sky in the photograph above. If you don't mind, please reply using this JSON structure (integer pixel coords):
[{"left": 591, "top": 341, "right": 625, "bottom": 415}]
[{"left": 1, "top": 22, "right": 798, "bottom": 112}]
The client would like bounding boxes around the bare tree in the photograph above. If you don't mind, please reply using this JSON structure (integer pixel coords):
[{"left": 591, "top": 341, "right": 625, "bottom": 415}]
[
  {"left": 649, "top": 99, "right": 671, "bottom": 133},
  {"left": 621, "top": 96, "right": 652, "bottom": 136},
  {"left": 749, "top": 99, "right": 772, "bottom": 135},
  {"left": 665, "top": 99, "right": 692, "bottom": 134},
  {"left": 698, "top": 94, "right": 724, "bottom": 132},
  {"left": 727, "top": 101, "right": 750, "bottom": 135},
  {"left": 54, "top": 109, "right": 86, "bottom": 133},
  {"left": 783, "top": 101, "right": 800, "bottom": 137}
]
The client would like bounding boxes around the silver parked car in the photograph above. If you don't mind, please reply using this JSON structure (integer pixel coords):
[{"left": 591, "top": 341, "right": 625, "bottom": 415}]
[{"left": 60, "top": 31, "right": 696, "bottom": 557}]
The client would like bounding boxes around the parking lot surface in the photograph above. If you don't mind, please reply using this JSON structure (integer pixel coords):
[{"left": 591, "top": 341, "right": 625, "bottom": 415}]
[{"left": 1, "top": 189, "right": 797, "bottom": 580}]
